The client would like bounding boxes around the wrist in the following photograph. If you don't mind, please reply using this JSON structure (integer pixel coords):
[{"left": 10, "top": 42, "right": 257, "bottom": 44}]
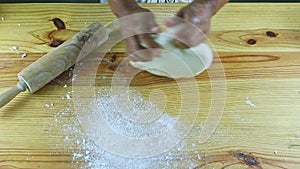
[
  {"left": 109, "top": 0, "right": 141, "bottom": 17},
  {"left": 192, "top": 0, "right": 229, "bottom": 16}
]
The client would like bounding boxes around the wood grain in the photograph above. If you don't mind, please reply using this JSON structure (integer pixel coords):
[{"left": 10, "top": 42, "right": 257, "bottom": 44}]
[{"left": 1, "top": 3, "right": 300, "bottom": 169}]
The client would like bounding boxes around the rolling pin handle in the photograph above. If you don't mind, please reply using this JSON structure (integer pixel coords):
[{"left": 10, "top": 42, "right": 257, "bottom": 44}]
[{"left": 0, "top": 81, "right": 27, "bottom": 108}]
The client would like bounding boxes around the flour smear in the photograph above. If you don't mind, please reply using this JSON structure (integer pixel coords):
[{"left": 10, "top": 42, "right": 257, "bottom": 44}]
[{"left": 48, "top": 87, "right": 201, "bottom": 169}]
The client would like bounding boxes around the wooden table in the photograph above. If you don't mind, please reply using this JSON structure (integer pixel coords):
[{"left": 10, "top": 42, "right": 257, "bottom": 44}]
[{"left": 0, "top": 3, "right": 300, "bottom": 169}]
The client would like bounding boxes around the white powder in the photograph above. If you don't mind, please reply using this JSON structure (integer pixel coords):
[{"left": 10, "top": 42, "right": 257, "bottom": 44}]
[
  {"left": 245, "top": 97, "right": 256, "bottom": 108},
  {"left": 41, "top": 65, "right": 204, "bottom": 168},
  {"left": 45, "top": 103, "right": 54, "bottom": 108},
  {"left": 46, "top": 87, "right": 201, "bottom": 169},
  {"left": 9, "top": 46, "right": 18, "bottom": 51},
  {"left": 66, "top": 92, "right": 72, "bottom": 100},
  {"left": 95, "top": 89, "right": 179, "bottom": 138},
  {"left": 21, "top": 53, "right": 27, "bottom": 58}
]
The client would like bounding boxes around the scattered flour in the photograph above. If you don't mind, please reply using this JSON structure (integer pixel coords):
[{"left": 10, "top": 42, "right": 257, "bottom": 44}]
[
  {"left": 45, "top": 87, "right": 202, "bottom": 169},
  {"left": 9, "top": 46, "right": 18, "bottom": 51},
  {"left": 41, "top": 62, "right": 237, "bottom": 169},
  {"left": 8, "top": 46, "right": 27, "bottom": 57},
  {"left": 66, "top": 92, "right": 71, "bottom": 100},
  {"left": 21, "top": 53, "right": 27, "bottom": 58},
  {"left": 45, "top": 103, "right": 54, "bottom": 108},
  {"left": 245, "top": 97, "right": 256, "bottom": 108}
]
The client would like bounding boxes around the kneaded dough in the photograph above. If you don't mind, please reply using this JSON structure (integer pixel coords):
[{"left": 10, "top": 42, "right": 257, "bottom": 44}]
[{"left": 129, "top": 25, "right": 213, "bottom": 78}]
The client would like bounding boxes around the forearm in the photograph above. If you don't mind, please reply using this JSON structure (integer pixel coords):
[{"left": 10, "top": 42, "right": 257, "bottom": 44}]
[
  {"left": 108, "top": 0, "right": 141, "bottom": 17},
  {"left": 192, "top": 0, "right": 229, "bottom": 16}
]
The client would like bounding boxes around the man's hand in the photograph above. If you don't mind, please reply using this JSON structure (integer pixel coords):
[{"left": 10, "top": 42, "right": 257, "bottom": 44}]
[
  {"left": 109, "top": 0, "right": 161, "bottom": 62},
  {"left": 165, "top": 0, "right": 229, "bottom": 49}
]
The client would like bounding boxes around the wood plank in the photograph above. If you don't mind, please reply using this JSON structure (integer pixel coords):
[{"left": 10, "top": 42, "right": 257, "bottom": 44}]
[
  {"left": 0, "top": 3, "right": 300, "bottom": 169},
  {"left": 1, "top": 51, "right": 300, "bottom": 87},
  {"left": 1, "top": 77, "right": 300, "bottom": 168},
  {"left": 0, "top": 3, "right": 299, "bottom": 53}
]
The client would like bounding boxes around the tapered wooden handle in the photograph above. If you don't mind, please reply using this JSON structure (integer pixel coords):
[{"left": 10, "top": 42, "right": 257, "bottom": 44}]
[
  {"left": 0, "top": 81, "right": 27, "bottom": 108},
  {"left": 0, "top": 21, "right": 121, "bottom": 108},
  {"left": 18, "top": 22, "right": 109, "bottom": 93}
]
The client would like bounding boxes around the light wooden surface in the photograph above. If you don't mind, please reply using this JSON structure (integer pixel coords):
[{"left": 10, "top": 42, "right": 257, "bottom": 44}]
[{"left": 1, "top": 3, "right": 300, "bottom": 169}]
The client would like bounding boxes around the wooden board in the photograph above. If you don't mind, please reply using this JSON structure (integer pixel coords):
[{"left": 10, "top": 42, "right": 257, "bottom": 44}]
[{"left": 0, "top": 3, "right": 300, "bottom": 169}]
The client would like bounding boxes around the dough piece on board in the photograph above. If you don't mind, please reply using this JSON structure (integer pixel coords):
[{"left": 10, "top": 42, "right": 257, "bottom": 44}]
[{"left": 129, "top": 25, "right": 213, "bottom": 78}]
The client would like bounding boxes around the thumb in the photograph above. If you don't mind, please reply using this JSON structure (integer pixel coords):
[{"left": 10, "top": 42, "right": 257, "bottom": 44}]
[
  {"left": 151, "top": 26, "right": 160, "bottom": 34},
  {"left": 164, "top": 15, "right": 184, "bottom": 28}
]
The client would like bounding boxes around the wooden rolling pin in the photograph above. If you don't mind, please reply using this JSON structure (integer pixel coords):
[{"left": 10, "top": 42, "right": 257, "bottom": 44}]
[{"left": 0, "top": 22, "right": 111, "bottom": 108}]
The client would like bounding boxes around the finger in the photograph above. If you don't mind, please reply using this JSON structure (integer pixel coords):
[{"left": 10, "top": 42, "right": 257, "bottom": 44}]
[
  {"left": 137, "top": 34, "right": 161, "bottom": 49},
  {"left": 164, "top": 16, "right": 184, "bottom": 28},
  {"left": 173, "top": 40, "right": 189, "bottom": 49},
  {"left": 126, "top": 36, "right": 155, "bottom": 62},
  {"left": 181, "top": 28, "right": 206, "bottom": 45},
  {"left": 126, "top": 35, "right": 159, "bottom": 62},
  {"left": 176, "top": 8, "right": 184, "bottom": 18},
  {"left": 172, "top": 24, "right": 207, "bottom": 48},
  {"left": 125, "top": 36, "right": 141, "bottom": 61},
  {"left": 134, "top": 51, "right": 154, "bottom": 62},
  {"left": 170, "top": 5, "right": 210, "bottom": 48},
  {"left": 145, "top": 14, "right": 161, "bottom": 33},
  {"left": 173, "top": 35, "right": 205, "bottom": 49},
  {"left": 151, "top": 26, "right": 160, "bottom": 34},
  {"left": 137, "top": 34, "right": 162, "bottom": 60},
  {"left": 130, "top": 49, "right": 156, "bottom": 62},
  {"left": 163, "top": 7, "right": 186, "bottom": 28},
  {"left": 163, "top": 19, "right": 177, "bottom": 27},
  {"left": 129, "top": 52, "right": 147, "bottom": 62},
  {"left": 126, "top": 36, "right": 140, "bottom": 54}
]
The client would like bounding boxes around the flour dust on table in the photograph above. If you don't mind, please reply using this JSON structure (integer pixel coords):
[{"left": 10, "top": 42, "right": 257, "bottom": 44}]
[{"left": 45, "top": 87, "right": 202, "bottom": 169}]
